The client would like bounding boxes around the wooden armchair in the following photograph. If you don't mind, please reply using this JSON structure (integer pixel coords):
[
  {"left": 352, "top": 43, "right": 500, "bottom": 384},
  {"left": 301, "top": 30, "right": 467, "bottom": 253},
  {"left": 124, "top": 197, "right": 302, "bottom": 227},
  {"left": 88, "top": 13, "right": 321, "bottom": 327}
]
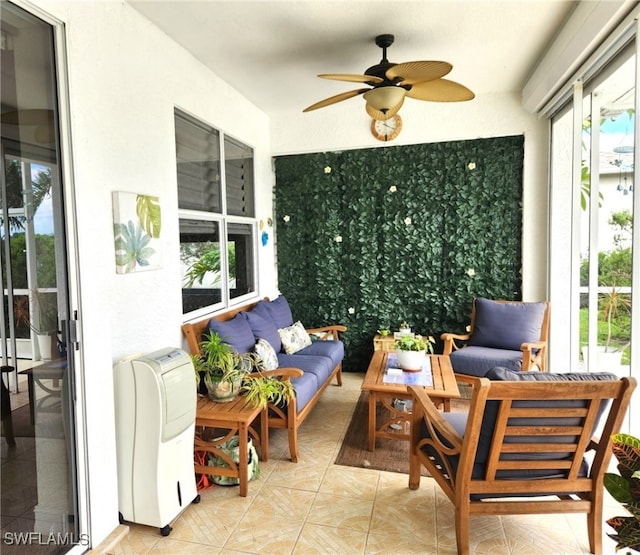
[
  {"left": 408, "top": 368, "right": 637, "bottom": 555},
  {"left": 441, "top": 298, "right": 550, "bottom": 376}
]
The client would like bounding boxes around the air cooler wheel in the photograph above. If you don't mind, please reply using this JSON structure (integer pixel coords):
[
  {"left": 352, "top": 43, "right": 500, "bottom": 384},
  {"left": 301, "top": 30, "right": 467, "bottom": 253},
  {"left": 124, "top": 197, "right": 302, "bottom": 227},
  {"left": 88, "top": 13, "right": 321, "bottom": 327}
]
[{"left": 160, "top": 525, "right": 172, "bottom": 537}]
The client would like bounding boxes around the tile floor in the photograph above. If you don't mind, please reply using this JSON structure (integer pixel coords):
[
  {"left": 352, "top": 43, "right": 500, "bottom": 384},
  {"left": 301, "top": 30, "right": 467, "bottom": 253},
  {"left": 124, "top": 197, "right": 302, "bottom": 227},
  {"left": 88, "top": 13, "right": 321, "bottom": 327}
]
[{"left": 111, "top": 372, "right": 623, "bottom": 555}]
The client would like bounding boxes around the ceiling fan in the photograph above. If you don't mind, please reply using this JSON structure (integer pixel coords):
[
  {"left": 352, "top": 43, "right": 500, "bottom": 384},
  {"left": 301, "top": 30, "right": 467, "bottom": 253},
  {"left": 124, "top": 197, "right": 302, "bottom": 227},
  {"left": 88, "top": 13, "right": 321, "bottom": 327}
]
[{"left": 303, "top": 34, "right": 474, "bottom": 120}]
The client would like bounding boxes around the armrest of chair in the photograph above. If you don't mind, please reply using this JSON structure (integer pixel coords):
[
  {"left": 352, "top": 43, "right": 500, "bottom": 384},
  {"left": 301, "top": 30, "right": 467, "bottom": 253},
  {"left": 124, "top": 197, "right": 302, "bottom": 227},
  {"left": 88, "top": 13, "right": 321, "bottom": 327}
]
[
  {"left": 306, "top": 324, "right": 347, "bottom": 341},
  {"left": 250, "top": 367, "right": 304, "bottom": 380},
  {"left": 441, "top": 332, "right": 471, "bottom": 355},
  {"left": 520, "top": 340, "right": 547, "bottom": 371},
  {"left": 408, "top": 385, "right": 464, "bottom": 490}
]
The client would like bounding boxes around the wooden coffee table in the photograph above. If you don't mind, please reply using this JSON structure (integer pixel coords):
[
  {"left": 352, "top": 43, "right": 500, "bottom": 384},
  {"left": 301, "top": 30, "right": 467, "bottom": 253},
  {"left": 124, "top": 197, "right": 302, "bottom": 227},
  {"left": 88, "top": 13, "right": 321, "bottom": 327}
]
[{"left": 361, "top": 351, "right": 459, "bottom": 450}]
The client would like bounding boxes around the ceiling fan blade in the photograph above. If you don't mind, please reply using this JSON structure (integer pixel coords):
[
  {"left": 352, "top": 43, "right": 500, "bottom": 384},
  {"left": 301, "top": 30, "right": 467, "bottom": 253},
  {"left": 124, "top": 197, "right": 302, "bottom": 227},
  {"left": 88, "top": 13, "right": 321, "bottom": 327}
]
[
  {"left": 303, "top": 88, "right": 369, "bottom": 112},
  {"left": 365, "top": 96, "right": 404, "bottom": 121},
  {"left": 407, "top": 79, "right": 475, "bottom": 102},
  {"left": 319, "top": 74, "right": 384, "bottom": 84},
  {"left": 386, "top": 61, "right": 452, "bottom": 85}
]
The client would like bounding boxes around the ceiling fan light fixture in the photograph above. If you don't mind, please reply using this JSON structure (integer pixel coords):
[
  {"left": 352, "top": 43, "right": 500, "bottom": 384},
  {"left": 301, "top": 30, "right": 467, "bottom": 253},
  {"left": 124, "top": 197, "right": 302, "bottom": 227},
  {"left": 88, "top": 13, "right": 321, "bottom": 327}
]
[
  {"left": 366, "top": 96, "right": 403, "bottom": 121},
  {"left": 363, "top": 86, "right": 406, "bottom": 114}
]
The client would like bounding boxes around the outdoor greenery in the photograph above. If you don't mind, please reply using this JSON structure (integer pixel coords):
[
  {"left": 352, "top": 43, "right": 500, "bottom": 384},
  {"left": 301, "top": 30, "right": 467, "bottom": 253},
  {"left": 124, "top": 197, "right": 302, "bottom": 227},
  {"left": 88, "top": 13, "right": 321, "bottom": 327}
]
[
  {"left": 181, "top": 242, "right": 236, "bottom": 288},
  {"left": 274, "top": 136, "right": 524, "bottom": 370},
  {"left": 580, "top": 209, "right": 632, "bottom": 363},
  {"left": 1, "top": 158, "right": 58, "bottom": 339}
]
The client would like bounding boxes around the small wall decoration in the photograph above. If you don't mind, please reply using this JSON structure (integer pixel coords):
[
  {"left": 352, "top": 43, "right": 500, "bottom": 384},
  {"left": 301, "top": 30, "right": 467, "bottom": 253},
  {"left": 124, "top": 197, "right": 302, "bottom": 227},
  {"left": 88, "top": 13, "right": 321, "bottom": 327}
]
[{"left": 112, "top": 192, "right": 162, "bottom": 273}]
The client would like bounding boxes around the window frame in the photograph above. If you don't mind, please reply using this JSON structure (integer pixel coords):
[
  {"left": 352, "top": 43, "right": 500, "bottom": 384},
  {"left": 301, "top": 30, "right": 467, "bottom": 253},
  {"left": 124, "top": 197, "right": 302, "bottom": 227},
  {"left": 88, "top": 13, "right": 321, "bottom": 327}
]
[{"left": 175, "top": 108, "right": 259, "bottom": 318}]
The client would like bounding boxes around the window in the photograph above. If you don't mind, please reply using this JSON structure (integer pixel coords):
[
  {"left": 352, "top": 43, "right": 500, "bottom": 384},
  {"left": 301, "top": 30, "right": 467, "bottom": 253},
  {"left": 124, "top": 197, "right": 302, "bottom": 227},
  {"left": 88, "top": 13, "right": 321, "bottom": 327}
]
[
  {"left": 175, "top": 110, "right": 257, "bottom": 315},
  {"left": 224, "top": 136, "right": 255, "bottom": 217}
]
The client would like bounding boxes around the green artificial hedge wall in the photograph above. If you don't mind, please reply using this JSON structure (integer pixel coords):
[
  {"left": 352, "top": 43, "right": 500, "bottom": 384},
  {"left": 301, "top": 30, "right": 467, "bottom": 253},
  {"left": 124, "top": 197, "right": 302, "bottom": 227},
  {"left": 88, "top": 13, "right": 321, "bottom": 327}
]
[{"left": 273, "top": 135, "right": 524, "bottom": 371}]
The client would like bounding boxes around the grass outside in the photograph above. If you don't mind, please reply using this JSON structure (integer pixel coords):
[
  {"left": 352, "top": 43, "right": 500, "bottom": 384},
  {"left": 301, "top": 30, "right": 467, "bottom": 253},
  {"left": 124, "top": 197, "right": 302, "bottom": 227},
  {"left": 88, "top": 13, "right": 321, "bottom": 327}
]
[{"left": 579, "top": 307, "right": 631, "bottom": 365}]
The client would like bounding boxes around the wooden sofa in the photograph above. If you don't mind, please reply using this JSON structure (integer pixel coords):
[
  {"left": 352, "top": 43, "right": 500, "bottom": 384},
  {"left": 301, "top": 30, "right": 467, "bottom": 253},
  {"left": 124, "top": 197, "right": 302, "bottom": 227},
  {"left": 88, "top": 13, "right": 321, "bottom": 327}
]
[{"left": 182, "top": 297, "right": 346, "bottom": 462}]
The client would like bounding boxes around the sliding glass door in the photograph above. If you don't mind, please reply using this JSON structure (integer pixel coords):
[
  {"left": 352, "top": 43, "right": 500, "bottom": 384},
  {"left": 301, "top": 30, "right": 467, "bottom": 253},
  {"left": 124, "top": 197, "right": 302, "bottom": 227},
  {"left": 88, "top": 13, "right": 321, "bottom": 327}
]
[
  {"left": 580, "top": 53, "right": 635, "bottom": 377},
  {"left": 1, "top": 2, "right": 82, "bottom": 552},
  {"left": 550, "top": 41, "right": 638, "bottom": 436}
]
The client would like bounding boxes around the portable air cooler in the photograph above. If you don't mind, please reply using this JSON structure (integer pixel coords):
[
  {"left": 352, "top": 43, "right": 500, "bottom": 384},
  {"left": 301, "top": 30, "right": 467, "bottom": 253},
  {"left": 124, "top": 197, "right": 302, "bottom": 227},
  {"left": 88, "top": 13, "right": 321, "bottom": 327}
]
[{"left": 114, "top": 347, "right": 199, "bottom": 536}]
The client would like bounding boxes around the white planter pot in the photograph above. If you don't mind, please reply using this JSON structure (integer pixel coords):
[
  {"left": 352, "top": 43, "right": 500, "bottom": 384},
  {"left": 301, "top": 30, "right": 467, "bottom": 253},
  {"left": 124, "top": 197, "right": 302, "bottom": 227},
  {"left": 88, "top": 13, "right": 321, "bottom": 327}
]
[
  {"left": 36, "top": 333, "right": 54, "bottom": 360},
  {"left": 581, "top": 346, "right": 623, "bottom": 372},
  {"left": 395, "top": 350, "right": 426, "bottom": 372}
]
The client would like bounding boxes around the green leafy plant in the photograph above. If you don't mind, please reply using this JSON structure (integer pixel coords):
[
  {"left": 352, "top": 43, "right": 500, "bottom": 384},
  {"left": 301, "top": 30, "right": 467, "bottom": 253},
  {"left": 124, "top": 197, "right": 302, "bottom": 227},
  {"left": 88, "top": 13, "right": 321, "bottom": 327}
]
[
  {"left": 241, "top": 374, "right": 295, "bottom": 410},
  {"left": 395, "top": 335, "right": 435, "bottom": 354},
  {"left": 192, "top": 332, "right": 294, "bottom": 408},
  {"left": 191, "top": 332, "right": 247, "bottom": 384},
  {"left": 604, "top": 433, "right": 640, "bottom": 553},
  {"left": 601, "top": 285, "right": 631, "bottom": 353},
  {"left": 183, "top": 249, "right": 222, "bottom": 287},
  {"left": 13, "top": 290, "right": 58, "bottom": 335}
]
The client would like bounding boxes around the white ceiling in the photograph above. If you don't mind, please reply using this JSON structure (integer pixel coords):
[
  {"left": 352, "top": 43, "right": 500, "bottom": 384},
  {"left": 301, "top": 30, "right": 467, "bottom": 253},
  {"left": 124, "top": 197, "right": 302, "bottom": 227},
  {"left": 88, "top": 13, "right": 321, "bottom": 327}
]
[{"left": 128, "top": 0, "right": 578, "bottom": 116}]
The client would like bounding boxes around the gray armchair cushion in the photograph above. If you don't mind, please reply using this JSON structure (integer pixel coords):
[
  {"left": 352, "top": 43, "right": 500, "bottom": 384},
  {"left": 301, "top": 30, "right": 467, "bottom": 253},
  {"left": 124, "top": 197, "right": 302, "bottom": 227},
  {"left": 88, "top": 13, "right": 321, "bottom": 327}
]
[
  {"left": 450, "top": 346, "right": 522, "bottom": 377},
  {"left": 468, "top": 298, "right": 546, "bottom": 350},
  {"left": 423, "top": 369, "right": 618, "bottom": 487},
  {"left": 476, "top": 368, "right": 618, "bottom": 477}
]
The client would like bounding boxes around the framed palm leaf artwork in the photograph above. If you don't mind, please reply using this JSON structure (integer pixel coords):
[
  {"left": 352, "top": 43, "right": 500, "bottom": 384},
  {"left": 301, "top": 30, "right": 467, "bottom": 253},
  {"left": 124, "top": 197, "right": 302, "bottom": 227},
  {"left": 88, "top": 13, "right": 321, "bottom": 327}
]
[{"left": 112, "top": 191, "right": 162, "bottom": 273}]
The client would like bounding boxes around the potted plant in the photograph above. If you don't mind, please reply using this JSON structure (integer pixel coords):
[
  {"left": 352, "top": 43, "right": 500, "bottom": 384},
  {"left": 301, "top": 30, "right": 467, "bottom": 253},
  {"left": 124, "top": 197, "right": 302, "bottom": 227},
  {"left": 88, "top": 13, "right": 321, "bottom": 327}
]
[
  {"left": 14, "top": 291, "right": 59, "bottom": 360},
  {"left": 192, "top": 332, "right": 294, "bottom": 407},
  {"left": 582, "top": 284, "right": 631, "bottom": 370},
  {"left": 604, "top": 433, "right": 640, "bottom": 553},
  {"left": 394, "top": 335, "right": 435, "bottom": 372},
  {"left": 191, "top": 332, "right": 250, "bottom": 402}
]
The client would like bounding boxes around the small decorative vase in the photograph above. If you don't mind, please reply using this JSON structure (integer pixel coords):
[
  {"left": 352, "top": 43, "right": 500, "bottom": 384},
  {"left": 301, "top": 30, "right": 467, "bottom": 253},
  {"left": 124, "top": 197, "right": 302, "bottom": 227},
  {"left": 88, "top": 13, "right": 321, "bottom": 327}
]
[
  {"left": 395, "top": 350, "right": 426, "bottom": 372},
  {"left": 204, "top": 374, "right": 243, "bottom": 402}
]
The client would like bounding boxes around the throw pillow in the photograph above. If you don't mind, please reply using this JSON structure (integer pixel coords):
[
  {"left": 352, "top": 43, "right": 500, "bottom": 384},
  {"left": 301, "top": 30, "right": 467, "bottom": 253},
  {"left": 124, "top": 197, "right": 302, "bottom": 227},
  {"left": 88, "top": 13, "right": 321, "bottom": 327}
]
[
  {"left": 254, "top": 338, "right": 279, "bottom": 371},
  {"left": 278, "top": 321, "right": 312, "bottom": 355},
  {"left": 468, "top": 298, "right": 547, "bottom": 351}
]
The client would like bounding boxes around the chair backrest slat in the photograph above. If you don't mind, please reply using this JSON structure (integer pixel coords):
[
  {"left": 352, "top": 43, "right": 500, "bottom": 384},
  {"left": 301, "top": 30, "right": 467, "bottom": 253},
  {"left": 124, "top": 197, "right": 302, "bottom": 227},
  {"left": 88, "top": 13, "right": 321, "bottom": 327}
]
[{"left": 469, "top": 380, "right": 627, "bottom": 484}]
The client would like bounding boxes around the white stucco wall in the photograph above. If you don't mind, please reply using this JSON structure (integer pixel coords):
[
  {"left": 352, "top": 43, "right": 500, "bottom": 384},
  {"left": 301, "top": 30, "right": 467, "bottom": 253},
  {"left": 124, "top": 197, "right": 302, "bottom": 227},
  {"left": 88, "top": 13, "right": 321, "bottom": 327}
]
[
  {"left": 27, "top": 0, "right": 275, "bottom": 547},
  {"left": 270, "top": 91, "right": 550, "bottom": 301}
]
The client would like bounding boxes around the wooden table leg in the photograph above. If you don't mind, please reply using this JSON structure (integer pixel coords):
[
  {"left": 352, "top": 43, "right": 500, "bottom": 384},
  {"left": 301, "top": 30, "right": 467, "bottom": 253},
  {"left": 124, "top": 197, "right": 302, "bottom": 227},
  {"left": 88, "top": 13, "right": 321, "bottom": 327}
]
[
  {"left": 368, "top": 391, "right": 377, "bottom": 451},
  {"left": 260, "top": 408, "right": 269, "bottom": 461},
  {"left": 238, "top": 422, "right": 249, "bottom": 497}
]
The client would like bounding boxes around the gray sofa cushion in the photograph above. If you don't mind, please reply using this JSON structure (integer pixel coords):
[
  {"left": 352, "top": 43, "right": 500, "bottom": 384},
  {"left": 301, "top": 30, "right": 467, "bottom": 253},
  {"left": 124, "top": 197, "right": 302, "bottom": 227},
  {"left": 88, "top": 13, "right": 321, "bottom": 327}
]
[
  {"left": 206, "top": 313, "right": 255, "bottom": 354},
  {"left": 265, "top": 295, "right": 294, "bottom": 329},
  {"left": 277, "top": 353, "right": 334, "bottom": 385},
  {"left": 295, "top": 340, "right": 344, "bottom": 369},
  {"left": 468, "top": 298, "right": 546, "bottom": 350},
  {"left": 245, "top": 309, "right": 282, "bottom": 353},
  {"left": 289, "top": 372, "right": 319, "bottom": 414}
]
